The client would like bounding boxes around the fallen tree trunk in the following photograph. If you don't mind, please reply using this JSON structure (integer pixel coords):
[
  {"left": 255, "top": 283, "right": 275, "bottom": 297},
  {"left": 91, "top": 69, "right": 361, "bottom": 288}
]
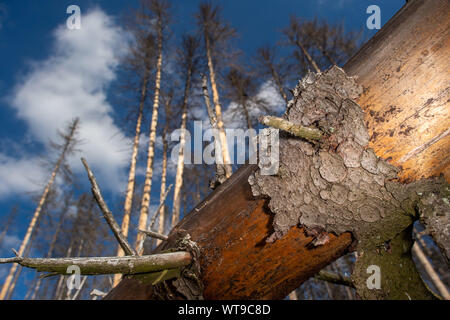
[{"left": 106, "top": 0, "right": 449, "bottom": 300}]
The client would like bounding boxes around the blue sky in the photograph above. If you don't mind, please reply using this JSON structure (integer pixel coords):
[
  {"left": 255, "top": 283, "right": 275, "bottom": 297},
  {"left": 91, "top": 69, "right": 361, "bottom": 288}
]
[{"left": 0, "top": 0, "right": 405, "bottom": 299}]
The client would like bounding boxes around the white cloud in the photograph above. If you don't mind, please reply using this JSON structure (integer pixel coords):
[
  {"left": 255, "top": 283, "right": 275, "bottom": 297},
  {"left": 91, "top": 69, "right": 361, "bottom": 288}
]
[
  {"left": 5, "top": 8, "right": 131, "bottom": 195},
  {"left": 0, "top": 153, "right": 47, "bottom": 198},
  {"left": 223, "top": 80, "right": 285, "bottom": 129}
]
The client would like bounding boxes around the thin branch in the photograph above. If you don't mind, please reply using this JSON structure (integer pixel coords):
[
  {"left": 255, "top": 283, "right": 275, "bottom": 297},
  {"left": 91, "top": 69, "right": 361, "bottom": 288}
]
[
  {"left": 259, "top": 115, "right": 323, "bottom": 141},
  {"left": 71, "top": 276, "right": 88, "bottom": 300},
  {"left": 139, "top": 229, "right": 168, "bottom": 242},
  {"left": 81, "top": 158, "right": 136, "bottom": 256},
  {"left": 314, "top": 270, "right": 354, "bottom": 288},
  {"left": 0, "top": 252, "right": 192, "bottom": 276},
  {"left": 149, "top": 184, "right": 173, "bottom": 229},
  {"left": 136, "top": 184, "right": 173, "bottom": 255},
  {"left": 412, "top": 243, "right": 449, "bottom": 300}
]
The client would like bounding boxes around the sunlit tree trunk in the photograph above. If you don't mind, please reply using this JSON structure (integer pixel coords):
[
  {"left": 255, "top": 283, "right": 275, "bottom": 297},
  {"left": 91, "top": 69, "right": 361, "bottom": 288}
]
[
  {"left": 204, "top": 35, "right": 232, "bottom": 178},
  {"left": 0, "top": 119, "right": 79, "bottom": 300},
  {"left": 113, "top": 66, "right": 150, "bottom": 287},
  {"left": 156, "top": 121, "right": 168, "bottom": 246},
  {"left": 136, "top": 19, "right": 164, "bottom": 254},
  {"left": 171, "top": 68, "right": 193, "bottom": 226}
]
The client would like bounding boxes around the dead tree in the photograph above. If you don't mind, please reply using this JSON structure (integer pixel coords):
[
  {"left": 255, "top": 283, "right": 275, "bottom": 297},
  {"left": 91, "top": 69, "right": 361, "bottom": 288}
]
[
  {"left": 135, "top": 0, "right": 170, "bottom": 254},
  {"left": 113, "top": 7, "right": 157, "bottom": 286},
  {"left": 171, "top": 35, "right": 201, "bottom": 227},
  {"left": 0, "top": 118, "right": 80, "bottom": 300},
  {"left": 196, "top": 1, "right": 234, "bottom": 178}
]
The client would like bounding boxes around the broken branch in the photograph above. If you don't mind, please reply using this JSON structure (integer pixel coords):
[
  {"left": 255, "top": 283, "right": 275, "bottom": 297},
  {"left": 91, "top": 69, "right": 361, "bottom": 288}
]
[
  {"left": 139, "top": 229, "right": 168, "bottom": 242},
  {"left": 81, "top": 158, "right": 136, "bottom": 256},
  {"left": 314, "top": 270, "right": 354, "bottom": 288},
  {"left": 0, "top": 252, "right": 192, "bottom": 276},
  {"left": 259, "top": 115, "right": 323, "bottom": 141}
]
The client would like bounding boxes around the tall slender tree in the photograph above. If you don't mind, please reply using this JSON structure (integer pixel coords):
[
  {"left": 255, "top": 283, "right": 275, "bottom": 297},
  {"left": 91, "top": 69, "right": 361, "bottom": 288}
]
[
  {"left": 171, "top": 35, "right": 200, "bottom": 226},
  {"left": 196, "top": 1, "right": 234, "bottom": 178},
  {"left": 113, "top": 9, "right": 157, "bottom": 288},
  {"left": 135, "top": 0, "right": 170, "bottom": 254},
  {"left": 0, "top": 118, "right": 79, "bottom": 300},
  {"left": 155, "top": 92, "right": 171, "bottom": 245}
]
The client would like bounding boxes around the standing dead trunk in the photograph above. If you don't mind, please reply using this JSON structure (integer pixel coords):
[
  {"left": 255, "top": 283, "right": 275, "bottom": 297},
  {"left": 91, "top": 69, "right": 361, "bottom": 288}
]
[
  {"left": 172, "top": 35, "right": 197, "bottom": 225},
  {"left": 113, "top": 62, "right": 151, "bottom": 287},
  {"left": 135, "top": 13, "right": 165, "bottom": 254},
  {"left": 198, "top": 2, "right": 233, "bottom": 178},
  {"left": 31, "top": 209, "right": 67, "bottom": 299},
  {"left": 202, "top": 74, "right": 227, "bottom": 185},
  {"left": 156, "top": 96, "right": 170, "bottom": 245},
  {"left": 204, "top": 36, "right": 232, "bottom": 178},
  {"left": 0, "top": 119, "right": 79, "bottom": 300}
]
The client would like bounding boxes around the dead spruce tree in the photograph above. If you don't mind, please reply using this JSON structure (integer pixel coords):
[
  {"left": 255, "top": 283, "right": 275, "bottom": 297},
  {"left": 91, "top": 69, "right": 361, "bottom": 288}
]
[
  {"left": 171, "top": 35, "right": 201, "bottom": 227},
  {"left": 283, "top": 16, "right": 359, "bottom": 73},
  {"left": 0, "top": 118, "right": 80, "bottom": 300},
  {"left": 113, "top": 5, "right": 158, "bottom": 286},
  {"left": 196, "top": 1, "right": 234, "bottom": 179},
  {"left": 136, "top": 0, "right": 170, "bottom": 254},
  {"left": 0, "top": 158, "right": 197, "bottom": 297}
]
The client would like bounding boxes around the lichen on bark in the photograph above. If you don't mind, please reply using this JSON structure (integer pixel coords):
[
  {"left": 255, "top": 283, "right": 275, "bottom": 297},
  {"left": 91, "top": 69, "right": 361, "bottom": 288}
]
[{"left": 249, "top": 66, "right": 449, "bottom": 299}]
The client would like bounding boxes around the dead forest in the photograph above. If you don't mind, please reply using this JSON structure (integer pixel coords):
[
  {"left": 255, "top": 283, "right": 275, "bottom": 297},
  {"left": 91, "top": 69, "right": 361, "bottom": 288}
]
[{"left": 0, "top": 0, "right": 448, "bottom": 300}]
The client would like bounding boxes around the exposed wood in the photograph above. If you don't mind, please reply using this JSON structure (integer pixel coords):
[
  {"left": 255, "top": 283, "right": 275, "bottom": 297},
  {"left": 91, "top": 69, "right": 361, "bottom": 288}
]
[
  {"left": 344, "top": 0, "right": 450, "bottom": 183},
  {"left": 106, "top": 0, "right": 449, "bottom": 300},
  {"left": 259, "top": 115, "right": 323, "bottom": 141}
]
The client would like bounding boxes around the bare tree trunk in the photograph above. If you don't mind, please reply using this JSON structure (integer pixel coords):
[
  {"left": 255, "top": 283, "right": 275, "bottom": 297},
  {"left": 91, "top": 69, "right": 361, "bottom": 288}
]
[
  {"left": 270, "top": 65, "right": 288, "bottom": 104},
  {"left": 172, "top": 69, "right": 192, "bottom": 226},
  {"left": 156, "top": 100, "right": 169, "bottom": 245},
  {"left": 202, "top": 75, "right": 227, "bottom": 184},
  {"left": 5, "top": 218, "right": 39, "bottom": 300},
  {"left": 113, "top": 66, "right": 150, "bottom": 287},
  {"left": 204, "top": 35, "right": 232, "bottom": 178},
  {"left": 136, "top": 20, "right": 164, "bottom": 254},
  {"left": 31, "top": 210, "right": 66, "bottom": 299},
  {"left": 0, "top": 119, "right": 79, "bottom": 300},
  {"left": 296, "top": 39, "right": 321, "bottom": 73}
]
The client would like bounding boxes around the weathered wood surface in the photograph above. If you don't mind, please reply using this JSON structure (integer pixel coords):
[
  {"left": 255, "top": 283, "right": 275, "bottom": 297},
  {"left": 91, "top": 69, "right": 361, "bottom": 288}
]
[
  {"left": 106, "top": 0, "right": 449, "bottom": 300},
  {"left": 345, "top": 0, "right": 450, "bottom": 183}
]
